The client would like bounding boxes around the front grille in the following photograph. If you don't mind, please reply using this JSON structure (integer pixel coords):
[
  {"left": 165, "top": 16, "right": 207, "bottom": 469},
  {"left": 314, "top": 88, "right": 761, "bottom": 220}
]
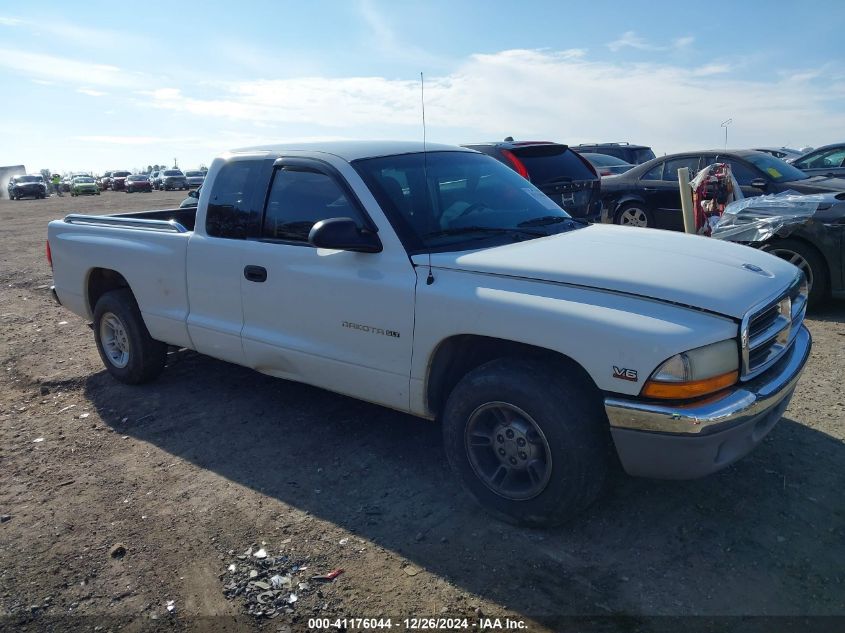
[{"left": 741, "top": 275, "right": 807, "bottom": 380}]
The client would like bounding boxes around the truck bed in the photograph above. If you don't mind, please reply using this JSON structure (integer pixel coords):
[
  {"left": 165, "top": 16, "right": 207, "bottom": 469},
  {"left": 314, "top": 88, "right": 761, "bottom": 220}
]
[{"left": 112, "top": 207, "right": 198, "bottom": 232}]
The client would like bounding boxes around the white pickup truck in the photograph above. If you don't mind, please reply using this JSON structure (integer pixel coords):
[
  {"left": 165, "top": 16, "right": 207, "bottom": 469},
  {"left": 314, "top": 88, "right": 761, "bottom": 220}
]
[{"left": 47, "top": 141, "right": 811, "bottom": 526}]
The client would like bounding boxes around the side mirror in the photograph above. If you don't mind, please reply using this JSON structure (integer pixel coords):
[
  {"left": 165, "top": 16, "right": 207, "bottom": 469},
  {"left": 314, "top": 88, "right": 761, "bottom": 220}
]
[
  {"left": 188, "top": 189, "right": 199, "bottom": 199},
  {"left": 309, "top": 217, "right": 382, "bottom": 253},
  {"left": 750, "top": 178, "right": 768, "bottom": 190}
]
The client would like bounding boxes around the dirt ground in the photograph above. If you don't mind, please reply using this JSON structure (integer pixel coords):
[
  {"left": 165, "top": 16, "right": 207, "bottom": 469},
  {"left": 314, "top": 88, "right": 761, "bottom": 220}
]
[{"left": 0, "top": 191, "right": 843, "bottom": 633}]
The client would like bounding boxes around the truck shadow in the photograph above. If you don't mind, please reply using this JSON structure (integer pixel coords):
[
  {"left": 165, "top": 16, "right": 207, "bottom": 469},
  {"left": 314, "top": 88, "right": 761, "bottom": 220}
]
[{"left": 83, "top": 350, "right": 845, "bottom": 623}]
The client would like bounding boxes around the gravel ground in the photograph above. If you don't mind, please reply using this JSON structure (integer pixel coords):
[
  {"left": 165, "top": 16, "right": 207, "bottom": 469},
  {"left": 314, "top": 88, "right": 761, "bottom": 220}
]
[{"left": 0, "top": 191, "right": 843, "bottom": 632}]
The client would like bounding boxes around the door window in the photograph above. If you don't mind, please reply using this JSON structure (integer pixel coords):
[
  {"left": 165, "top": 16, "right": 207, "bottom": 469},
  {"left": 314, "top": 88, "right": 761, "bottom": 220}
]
[
  {"left": 261, "top": 167, "right": 365, "bottom": 243},
  {"left": 641, "top": 162, "right": 664, "bottom": 181},
  {"left": 662, "top": 157, "right": 700, "bottom": 181}
]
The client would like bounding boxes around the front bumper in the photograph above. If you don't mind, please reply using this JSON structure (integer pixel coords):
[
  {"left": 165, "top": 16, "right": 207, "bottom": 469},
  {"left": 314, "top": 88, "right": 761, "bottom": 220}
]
[{"left": 604, "top": 325, "right": 811, "bottom": 479}]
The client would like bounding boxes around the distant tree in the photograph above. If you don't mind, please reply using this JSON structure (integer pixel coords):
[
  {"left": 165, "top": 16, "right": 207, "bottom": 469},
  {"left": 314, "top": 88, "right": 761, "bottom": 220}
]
[
  {"left": 152, "top": 164, "right": 160, "bottom": 171},
  {"left": 146, "top": 165, "right": 152, "bottom": 174},
  {"left": 199, "top": 164, "right": 208, "bottom": 172},
  {"left": 40, "top": 168, "right": 51, "bottom": 181}
]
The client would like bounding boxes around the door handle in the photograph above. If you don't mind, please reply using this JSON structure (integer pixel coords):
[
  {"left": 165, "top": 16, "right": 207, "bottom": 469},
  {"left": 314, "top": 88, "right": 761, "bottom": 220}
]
[
  {"left": 244, "top": 265, "right": 267, "bottom": 283},
  {"left": 643, "top": 187, "right": 658, "bottom": 191}
]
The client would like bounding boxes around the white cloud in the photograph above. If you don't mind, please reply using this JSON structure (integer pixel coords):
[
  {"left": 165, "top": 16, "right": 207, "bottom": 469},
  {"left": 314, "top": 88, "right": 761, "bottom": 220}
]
[
  {"left": 0, "top": 48, "right": 132, "bottom": 87},
  {"left": 0, "top": 16, "right": 23, "bottom": 26},
  {"left": 608, "top": 31, "right": 694, "bottom": 52},
  {"left": 77, "top": 87, "right": 107, "bottom": 97},
  {"left": 136, "top": 48, "right": 845, "bottom": 154},
  {"left": 692, "top": 63, "right": 732, "bottom": 76},
  {"left": 74, "top": 135, "right": 173, "bottom": 145},
  {"left": 357, "top": 0, "right": 445, "bottom": 66}
]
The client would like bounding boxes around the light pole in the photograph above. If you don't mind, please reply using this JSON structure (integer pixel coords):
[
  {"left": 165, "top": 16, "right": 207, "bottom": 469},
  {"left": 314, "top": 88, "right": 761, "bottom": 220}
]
[{"left": 721, "top": 119, "right": 732, "bottom": 150}]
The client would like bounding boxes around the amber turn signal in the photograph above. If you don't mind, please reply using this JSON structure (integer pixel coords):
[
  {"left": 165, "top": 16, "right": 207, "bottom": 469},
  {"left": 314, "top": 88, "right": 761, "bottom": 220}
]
[{"left": 641, "top": 370, "right": 738, "bottom": 400}]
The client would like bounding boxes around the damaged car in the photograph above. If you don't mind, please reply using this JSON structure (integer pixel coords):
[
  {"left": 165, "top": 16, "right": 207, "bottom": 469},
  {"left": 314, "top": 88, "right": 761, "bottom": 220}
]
[{"left": 712, "top": 191, "right": 845, "bottom": 306}]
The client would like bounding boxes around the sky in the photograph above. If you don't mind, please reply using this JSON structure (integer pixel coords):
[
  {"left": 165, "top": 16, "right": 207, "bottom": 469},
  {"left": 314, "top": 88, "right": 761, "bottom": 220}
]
[{"left": 1, "top": 0, "right": 843, "bottom": 174}]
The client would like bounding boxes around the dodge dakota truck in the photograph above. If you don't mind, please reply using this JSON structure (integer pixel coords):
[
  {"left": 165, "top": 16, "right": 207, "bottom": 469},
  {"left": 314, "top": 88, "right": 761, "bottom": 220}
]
[{"left": 47, "top": 141, "right": 811, "bottom": 526}]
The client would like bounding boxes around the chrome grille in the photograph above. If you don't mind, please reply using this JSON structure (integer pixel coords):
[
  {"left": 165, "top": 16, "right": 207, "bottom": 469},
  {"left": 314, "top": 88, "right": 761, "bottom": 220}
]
[{"left": 740, "top": 275, "right": 807, "bottom": 380}]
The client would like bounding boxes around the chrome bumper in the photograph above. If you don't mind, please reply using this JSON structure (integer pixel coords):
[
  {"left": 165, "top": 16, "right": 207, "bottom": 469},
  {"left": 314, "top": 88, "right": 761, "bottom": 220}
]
[{"left": 604, "top": 326, "right": 811, "bottom": 479}]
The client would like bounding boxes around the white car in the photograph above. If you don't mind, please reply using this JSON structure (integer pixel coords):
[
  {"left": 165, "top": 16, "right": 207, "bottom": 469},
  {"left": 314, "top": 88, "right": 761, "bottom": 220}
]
[
  {"left": 47, "top": 141, "right": 811, "bottom": 525},
  {"left": 184, "top": 170, "right": 206, "bottom": 187}
]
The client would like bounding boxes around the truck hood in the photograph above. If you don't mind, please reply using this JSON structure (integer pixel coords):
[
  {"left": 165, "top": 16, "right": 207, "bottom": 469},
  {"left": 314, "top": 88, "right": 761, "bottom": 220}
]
[{"left": 414, "top": 225, "right": 800, "bottom": 319}]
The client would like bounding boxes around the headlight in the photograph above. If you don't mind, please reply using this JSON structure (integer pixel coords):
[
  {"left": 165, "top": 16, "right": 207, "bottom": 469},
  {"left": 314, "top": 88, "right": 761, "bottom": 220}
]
[{"left": 641, "top": 339, "right": 739, "bottom": 400}]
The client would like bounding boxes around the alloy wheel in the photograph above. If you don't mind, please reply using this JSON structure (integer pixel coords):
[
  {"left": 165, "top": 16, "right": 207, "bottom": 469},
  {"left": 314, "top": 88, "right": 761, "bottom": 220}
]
[
  {"left": 99, "top": 312, "right": 131, "bottom": 368},
  {"left": 464, "top": 402, "right": 553, "bottom": 500},
  {"left": 618, "top": 207, "right": 649, "bottom": 227}
]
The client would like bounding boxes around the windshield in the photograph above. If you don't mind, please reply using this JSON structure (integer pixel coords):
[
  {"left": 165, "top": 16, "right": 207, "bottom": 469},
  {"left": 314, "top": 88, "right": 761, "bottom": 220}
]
[
  {"left": 163, "top": 170, "right": 183, "bottom": 176},
  {"left": 354, "top": 151, "right": 579, "bottom": 253},
  {"left": 128, "top": 175, "right": 148, "bottom": 181},
  {"left": 74, "top": 177, "right": 95, "bottom": 183},
  {"left": 185, "top": 171, "right": 203, "bottom": 177},
  {"left": 745, "top": 153, "right": 808, "bottom": 183},
  {"left": 633, "top": 148, "right": 656, "bottom": 163},
  {"left": 17, "top": 175, "right": 42, "bottom": 183},
  {"left": 583, "top": 153, "right": 630, "bottom": 167}
]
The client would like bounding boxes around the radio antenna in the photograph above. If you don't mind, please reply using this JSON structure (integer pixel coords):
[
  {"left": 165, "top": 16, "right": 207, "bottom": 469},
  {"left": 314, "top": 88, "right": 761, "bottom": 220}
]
[{"left": 421, "top": 71, "right": 434, "bottom": 285}]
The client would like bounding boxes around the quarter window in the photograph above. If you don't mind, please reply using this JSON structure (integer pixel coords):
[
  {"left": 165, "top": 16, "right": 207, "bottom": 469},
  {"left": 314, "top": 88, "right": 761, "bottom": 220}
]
[
  {"left": 261, "top": 167, "right": 363, "bottom": 243},
  {"left": 206, "top": 159, "right": 263, "bottom": 239},
  {"left": 641, "top": 162, "right": 664, "bottom": 180},
  {"left": 662, "top": 157, "right": 700, "bottom": 181}
]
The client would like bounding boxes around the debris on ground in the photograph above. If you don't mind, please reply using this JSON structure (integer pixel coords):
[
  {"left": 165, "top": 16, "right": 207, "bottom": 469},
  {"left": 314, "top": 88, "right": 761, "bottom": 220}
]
[
  {"left": 311, "top": 568, "right": 344, "bottom": 582},
  {"left": 32, "top": 437, "right": 45, "bottom": 443},
  {"left": 109, "top": 543, "right": 127, "bottom": 559},
  {"left": 403, "top": 565, "right": 421, "bottom": 577},
  {"left": 0, "top": 514, "right": 11, "bottom": 523},
  {"left": 222, "top": 544, "right": 317, "bottom": 619}
]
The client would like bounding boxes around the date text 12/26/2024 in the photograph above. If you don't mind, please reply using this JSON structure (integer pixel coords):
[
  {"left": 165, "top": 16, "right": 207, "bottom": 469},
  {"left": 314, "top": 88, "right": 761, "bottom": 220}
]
[{"left": 307, "top": 617, "right": 529, "bottom": 630}]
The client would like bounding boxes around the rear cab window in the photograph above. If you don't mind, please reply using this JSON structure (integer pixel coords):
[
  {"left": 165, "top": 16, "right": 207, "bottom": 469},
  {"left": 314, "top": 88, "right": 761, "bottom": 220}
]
[{"left": 205, "top": 159, "right": 265, "bottom": 239}]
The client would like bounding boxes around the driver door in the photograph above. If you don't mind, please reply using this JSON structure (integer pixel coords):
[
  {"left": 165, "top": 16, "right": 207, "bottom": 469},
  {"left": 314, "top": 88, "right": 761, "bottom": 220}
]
[{"left": 239, "top": 158, "right": 417, "bottom": 412}]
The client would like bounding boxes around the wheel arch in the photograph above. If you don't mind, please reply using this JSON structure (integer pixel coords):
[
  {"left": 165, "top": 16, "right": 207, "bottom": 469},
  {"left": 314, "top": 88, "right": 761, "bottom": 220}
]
[
  {"left": 425, "top": 334, "right": 600, "bottom": 417},
  {"left": 86, "top": 268, "right": 133, "bottom": 316}
]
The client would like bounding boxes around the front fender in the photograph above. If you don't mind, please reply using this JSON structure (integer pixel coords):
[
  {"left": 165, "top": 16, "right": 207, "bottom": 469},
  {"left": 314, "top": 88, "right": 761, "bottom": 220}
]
[{"left": 410, "top": 269, "right": 737, "bottom": 415}]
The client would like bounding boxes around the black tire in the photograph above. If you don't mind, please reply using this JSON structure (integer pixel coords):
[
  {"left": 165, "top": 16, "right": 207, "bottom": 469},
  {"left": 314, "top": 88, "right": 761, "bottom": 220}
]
[
  {"left": 763, "top": 238, "right": 829, "bottom": 307},
  {"left": 93, "top": 289, "right": 167, "bottom": 384},
  {"left": 614, "top": 202, "right": 654, "bottom": 228},
  {"left": 442, "top": 357, "right": 610, "bottom": 527}
]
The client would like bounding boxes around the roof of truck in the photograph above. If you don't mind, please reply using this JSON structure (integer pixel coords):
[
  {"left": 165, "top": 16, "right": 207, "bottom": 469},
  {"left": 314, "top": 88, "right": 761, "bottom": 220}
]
[{"left": 231, "top": 140, "right": 473, "bottom": 162}]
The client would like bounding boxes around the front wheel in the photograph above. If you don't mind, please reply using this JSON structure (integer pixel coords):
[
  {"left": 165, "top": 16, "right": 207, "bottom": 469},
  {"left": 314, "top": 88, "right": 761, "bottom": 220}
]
[
  {"left": 93, "top": 289, "right": 167, "bottom": 384},
  {"left": 614, "top": 203, "right": 653, "bottom": 228},
  {"left": 763, "top": 238, "right": 829, "bottom": 306},
  {"left": 442, "top": 357, "right": 610, "bottom": 526}
]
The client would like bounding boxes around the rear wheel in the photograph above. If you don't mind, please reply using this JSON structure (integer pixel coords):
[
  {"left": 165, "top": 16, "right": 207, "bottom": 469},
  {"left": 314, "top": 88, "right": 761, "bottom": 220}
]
[
  {"left": 615, "top": 203, "right": 653, "bottom": 228},
  {"left": 442, "top": 357, "right": 610, "bottom": 526},
  {"left": 763, "top": 238, "right": 828, "bottom": 306},
  {"left": 93, "top": 289, "right": 167, "bottom": 384}
]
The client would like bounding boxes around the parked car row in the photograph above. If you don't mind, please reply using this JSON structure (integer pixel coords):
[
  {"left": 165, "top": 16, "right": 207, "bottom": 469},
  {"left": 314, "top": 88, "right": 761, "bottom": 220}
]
[{"left": 96, "top": 169, "right": 204, "bottom": 191}]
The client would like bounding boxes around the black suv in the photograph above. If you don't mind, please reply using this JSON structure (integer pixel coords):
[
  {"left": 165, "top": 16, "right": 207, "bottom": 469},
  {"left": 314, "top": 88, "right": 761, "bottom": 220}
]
[
  {"left": 462, "top": 140, "right": 601, "bottom": 220},
  {"left": 574, "top": 142, "right": 655, "bottom": 165},
  {"left": 8, "top": 174, "right": 47, "bottom": 200}
]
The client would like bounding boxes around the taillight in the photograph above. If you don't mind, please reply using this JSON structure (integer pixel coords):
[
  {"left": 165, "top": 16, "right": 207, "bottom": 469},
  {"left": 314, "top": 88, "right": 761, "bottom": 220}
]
[
  {"left": 46, "top": 240, "right": 52, "bottom": 269},
  {"left": 501, "top": 149, "right": 530, "bottom": 180}
]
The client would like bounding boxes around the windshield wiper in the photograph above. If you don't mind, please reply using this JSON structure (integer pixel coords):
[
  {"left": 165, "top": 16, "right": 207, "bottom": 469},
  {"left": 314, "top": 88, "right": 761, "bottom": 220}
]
[
  {"left": 518, "top": 215, "right": 588, "bottom": 230},
  {"left": 424, "top": 226, "right": 546, "bottom": 240},
  {"left": 518, "top": 215, "right": 570, "bottom": 227}
]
